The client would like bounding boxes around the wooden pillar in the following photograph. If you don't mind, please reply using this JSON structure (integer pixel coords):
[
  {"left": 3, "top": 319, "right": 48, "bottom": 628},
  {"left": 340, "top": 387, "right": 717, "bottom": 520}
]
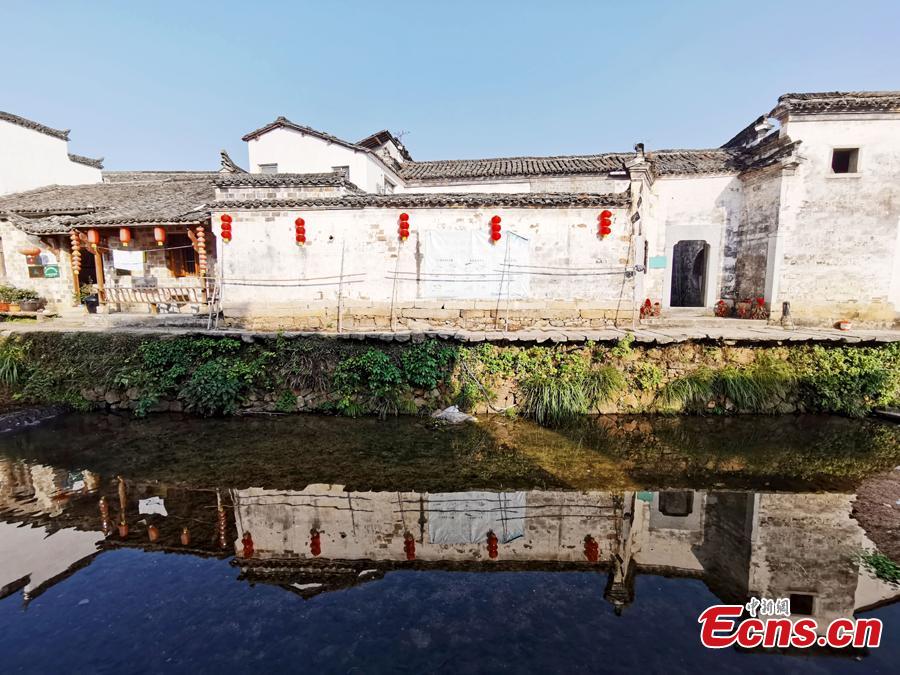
[
  {"left": 93, "top": 247, "right": 105, "bottom": 304},
  {"left": 69, "top": 231, "right": 82, "bottom": 305}
]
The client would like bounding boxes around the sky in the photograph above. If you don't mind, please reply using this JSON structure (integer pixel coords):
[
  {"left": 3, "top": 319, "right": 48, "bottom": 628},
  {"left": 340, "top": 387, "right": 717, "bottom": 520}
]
[{"left": 2, "top": 0, "right": 899, "bottom": 170}]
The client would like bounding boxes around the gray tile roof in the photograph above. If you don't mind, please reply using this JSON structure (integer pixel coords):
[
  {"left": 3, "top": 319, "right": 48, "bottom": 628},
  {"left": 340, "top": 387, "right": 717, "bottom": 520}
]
[
  {"left": 242, "top": 116, "right": 364, "bottom": 152},
  {"left": 0, "top": 176, "right": 215, "bottom": 229},
  {"left": 772, "top": 91, "right": 900, "bottom": 116},
  {"left": 357, "top": 129, "right": 413, "bottom": 161},
  {"left": 219, "top": 149, "right": 246, "bottom": 173},
  {"left": 0, "top": 111, "right": 69, "bottom": 141},
  {"left": 214, "top": 172, "right": 362, "bottom": 190},
  {"left": 211, "top": 190, "right": 631, "bottom": 211},
  {"left": 68, "top": 153, "right": 104, "bottom": 169},
  {"left": 399, "top": 149, "right": 741, "bottom": 181}
]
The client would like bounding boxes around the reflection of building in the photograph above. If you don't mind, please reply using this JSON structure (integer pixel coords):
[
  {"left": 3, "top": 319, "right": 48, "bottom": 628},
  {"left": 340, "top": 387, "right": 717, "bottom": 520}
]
[{"left": 231, "top": 485, "right": 900, "bottom": 627}]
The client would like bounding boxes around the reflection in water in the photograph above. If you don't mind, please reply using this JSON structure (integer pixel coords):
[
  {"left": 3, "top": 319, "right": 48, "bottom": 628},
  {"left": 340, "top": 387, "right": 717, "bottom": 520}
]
[{"left": 2, "top": 454, "right": 897, "bottom": 635}]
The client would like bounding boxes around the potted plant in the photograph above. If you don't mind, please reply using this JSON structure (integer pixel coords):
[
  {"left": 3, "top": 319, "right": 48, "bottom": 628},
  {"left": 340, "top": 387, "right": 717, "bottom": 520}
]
[
  {"left": 15, "top": 288, "right": 42, "bottom": 312},
  {"left": 714, "top": 299, "right": 731, "bottom": 318},
  {"left": 78, "top": 283, "right": 99, "bottom": 314},
  {"left": 0, "top": 285, "right": 15, "bottom": 312}
]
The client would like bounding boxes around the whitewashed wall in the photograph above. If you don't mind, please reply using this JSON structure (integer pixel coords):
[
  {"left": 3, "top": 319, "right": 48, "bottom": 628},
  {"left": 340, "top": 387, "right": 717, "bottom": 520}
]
[
  {"left": 0, "top": 122, "right": 100, "bottom": 195},
  {"left": 771, "top": 116, "right": 900, "bottom": 325},
  {"left": 211, "top": 205, "right": 631, "bottom": 318},
  {"left": 0, "top": 222, "right": 75, "bottom": 309}
]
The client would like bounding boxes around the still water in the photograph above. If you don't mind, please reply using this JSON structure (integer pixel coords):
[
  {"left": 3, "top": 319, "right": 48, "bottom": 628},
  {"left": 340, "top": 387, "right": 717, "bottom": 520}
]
[{"left": 1, "top": 413, "right": 899, "bottom": 673}]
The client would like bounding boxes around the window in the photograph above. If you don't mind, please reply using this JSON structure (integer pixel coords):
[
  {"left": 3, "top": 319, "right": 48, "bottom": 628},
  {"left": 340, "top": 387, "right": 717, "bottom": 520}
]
[
  {"left": 789, "top": 593, "right": 815, "bottom": 616},
  {"left": 165, "top": 233, "right": 197, "bottom": 278},
  {"left": 383, "top": 178, "right": 396, "bottom": 194},
  {"left": 332, "top": 165, "right": 350, "bottom": 180},
  {"left": 658, "top": 491, "right": 694, "bottom": 517},
  {"left": 831, "top": 148, "right": 859, "bottom": 174},
  {"left": 258, "top": 163, "right": 278, "bottom": 174}
]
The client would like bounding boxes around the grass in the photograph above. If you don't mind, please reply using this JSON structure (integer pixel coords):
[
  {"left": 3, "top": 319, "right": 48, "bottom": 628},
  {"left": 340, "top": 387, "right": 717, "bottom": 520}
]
[
  {"left": 519, "top": 365, "right": 625, "bottom": 426},
  {"left": 860, "top": 552, "right": 900, "bottom": 585},
  {"left": 658, "top": 360, "right": 795, "bottom": 413}
]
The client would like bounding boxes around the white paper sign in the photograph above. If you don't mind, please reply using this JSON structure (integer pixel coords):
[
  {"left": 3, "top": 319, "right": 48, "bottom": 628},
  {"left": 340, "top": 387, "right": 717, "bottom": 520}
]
[
  {"left": 138, "top": 497, "right": 168, "bottom": 516},
  {"left": 112, "top": 249, "right": 145, "bottom": 274}
]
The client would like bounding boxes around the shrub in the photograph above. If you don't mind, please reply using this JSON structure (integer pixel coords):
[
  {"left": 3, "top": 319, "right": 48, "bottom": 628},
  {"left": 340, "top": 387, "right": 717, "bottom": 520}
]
[
  {"left": 0, "top": 337, "right": 26, "bottom": 387},
  {"left": 859, "top": 552, "right": 900, "bottom": 585},
  {"left": 631, "top": 361, "right": 664, "bottom": 391},
  {"left": 332, "top": 349, "right": 405, "bottom": 418},
  {"left": 400, "top": 340, "right": 456, "bottom": 390}
]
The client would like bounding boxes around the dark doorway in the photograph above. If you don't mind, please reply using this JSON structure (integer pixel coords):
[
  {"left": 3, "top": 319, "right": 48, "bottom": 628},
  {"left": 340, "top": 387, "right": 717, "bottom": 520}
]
[{"left": 671, "top": 240, "right": 708, "bottom": 307}]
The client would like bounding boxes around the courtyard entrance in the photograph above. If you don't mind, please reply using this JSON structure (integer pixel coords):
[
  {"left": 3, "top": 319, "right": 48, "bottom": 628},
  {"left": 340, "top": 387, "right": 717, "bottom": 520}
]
[{"left": 670, "top": 240, "right": 708, "bottom": 307}]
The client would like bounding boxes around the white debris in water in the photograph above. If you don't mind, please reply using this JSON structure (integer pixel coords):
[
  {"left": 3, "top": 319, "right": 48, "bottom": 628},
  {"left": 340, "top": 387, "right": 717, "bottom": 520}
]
[{"left": 431, "top": 406, "right": 476, "bottom": 424}]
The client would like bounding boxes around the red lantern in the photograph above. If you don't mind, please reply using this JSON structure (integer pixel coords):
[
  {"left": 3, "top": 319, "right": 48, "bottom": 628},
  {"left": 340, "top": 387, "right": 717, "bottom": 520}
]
[
  {"left": 153, "top": 226, "right": 166, "bottom": 247},
  {"left": 487, "top": 530, "right": 499, "bottom": 559},
  {"left": 398, "top": 213, "right": 410, "bottom": 241},
  {"left": 295, "top": 217, "right": 306, "bottom": 246},
  {"left": 490, "top": 215, "right": 502, "bottom": 243},
  {"left": 584, "top": 535, "right": 599, "bottom": 563},
  {"left": 598, "top": 210, "right": 613, "bottom": 238},
  {"left": 403, "top": 532, "right": 416, "bottom": 560},
  {"left": 18, "top": 246, "right": 41, "bottom": 257},
  {"left": 220, "top": 214, "right": 233, "bottom": 243},
  {"left": 87, "top": 229, "right": 100, "bottom": 248},
  {"left": 310, "top": 529, "right": 321, "bottom": 557},
  {"left": 119, "top": 228, "right": 132, "bottom": 247}
]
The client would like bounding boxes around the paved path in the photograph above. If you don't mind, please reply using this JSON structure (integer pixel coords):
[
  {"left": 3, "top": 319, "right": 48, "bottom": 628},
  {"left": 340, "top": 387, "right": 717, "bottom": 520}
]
[{"left": 2, "top": 316, "right": 898, "bottom": 344}]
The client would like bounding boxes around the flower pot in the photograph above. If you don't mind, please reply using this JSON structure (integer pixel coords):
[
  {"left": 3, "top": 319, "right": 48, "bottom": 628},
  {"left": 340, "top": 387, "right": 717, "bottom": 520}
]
[
  {"left": 19, "top": 300, "right": 40, "bottom": 312},
  {"left": 83, "top": 295, "right": 99, "bottom": 314},
  {"left": 837, "top": 320, "right": 852, "bottom": 331},
  {"left": 118, "top": 522, "right": 129, "bottom": 538},
  {"left": 8, "top": 303, "right": 20, "bottom": 313},
  {"left": 0, "top": 302, "right": 9, "bottom": 312}
]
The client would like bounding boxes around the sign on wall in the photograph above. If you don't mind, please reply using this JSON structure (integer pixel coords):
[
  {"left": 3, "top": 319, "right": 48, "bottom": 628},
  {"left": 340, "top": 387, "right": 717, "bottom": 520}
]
[{"left": 26, "top": 251, "right": 59, "bottom": 279}]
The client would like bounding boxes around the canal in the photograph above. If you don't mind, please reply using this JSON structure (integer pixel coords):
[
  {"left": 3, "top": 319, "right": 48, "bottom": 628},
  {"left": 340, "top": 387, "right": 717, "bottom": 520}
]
[{"left": 1, "top": 413, "right": 899, "bottom": 673}]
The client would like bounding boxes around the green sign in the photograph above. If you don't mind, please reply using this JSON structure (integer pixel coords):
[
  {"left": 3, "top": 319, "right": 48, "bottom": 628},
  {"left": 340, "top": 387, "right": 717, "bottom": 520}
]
[
  {"left": 648, "top": 256, "right": 667, "bottom": 269},
  {"left": 43, "top": 264, "right": 60, "bottom": 278}
]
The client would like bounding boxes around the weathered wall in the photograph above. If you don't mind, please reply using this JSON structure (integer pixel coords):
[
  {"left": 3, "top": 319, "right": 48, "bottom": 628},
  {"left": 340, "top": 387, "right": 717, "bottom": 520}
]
[
  {"left": 211, "top": 205, "right": 633, "bottom": 330},
  {"left": 732, "top": 167, "right": 781, "bottom": 301},
  {"left": 773, "top": 116, "right": 900, "bottom": 326},
  {"left": 0, "top": 224, "right": 76, "bottom": 309},
  {"left": 0, "top": 121, "right": 100, "bottom": 196}
]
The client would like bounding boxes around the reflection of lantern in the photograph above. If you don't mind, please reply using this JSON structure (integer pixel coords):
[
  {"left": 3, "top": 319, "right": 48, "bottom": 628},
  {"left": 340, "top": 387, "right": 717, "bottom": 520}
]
[
  {"left": 119, "top": 227, "right": 132, "bottom": 247},
  {"left": 118, "top": 521, "right": 129, "bottom": 538},
  {"left": 148, "top": 524, "right": 159, "bottom": 542},
  {"left": 403, "top": 532, "right": 416, "bottom": 560},
  {"left": 310, "top": 528, "right": 321, "bottom": 557},
  {"left": 241, "top": 531, "right": 254, "bottom": 558},
  {"left": 180, "top": 527, "right": 191, "bottom": 546},
  {"left": 490, "top": 215, "right": 501, "bottom": 243},
  {"left": 487, "top": 530, "right": 499, "bottom": 559},
  {"left": 153, "top": 227, "right": 166, "bottom": 247},
  {"left": 18, "top": 246, "right": 41, "bottom": 257},
  {"left": 584, "top": 534, "right": 599, "bottom": 563},
  {"left": 398, "top": 213, "right": 410, "bottom": 241},
  {"left": 295, "top": 217, "right": 306, "bottom": 246},
  {"left": 220, "top": 214, "right": 233, "bottom": 243},
  {"left": 87, "top": 229, "right": 100, "bottom": 249},
  {"left": 598, "top": 210, "right": 613, "bottom": 238}
]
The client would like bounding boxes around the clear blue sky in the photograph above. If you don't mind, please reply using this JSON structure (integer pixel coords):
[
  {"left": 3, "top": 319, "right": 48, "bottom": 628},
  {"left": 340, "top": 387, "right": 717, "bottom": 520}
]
[{"left": 3, "top": 0, "right": 899, "bottom": 170}]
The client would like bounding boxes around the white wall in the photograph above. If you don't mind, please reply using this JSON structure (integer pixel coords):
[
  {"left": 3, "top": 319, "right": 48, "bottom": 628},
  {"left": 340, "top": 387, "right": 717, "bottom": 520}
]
[
  {"left": 771, "top": 115, "right": 900, "bottom": 325},
  {"left": 246, "top": 127, "right": 399, "bottom": 193},
  {"left": 0, "top": 122, "right": 100, "bottom": 195}
]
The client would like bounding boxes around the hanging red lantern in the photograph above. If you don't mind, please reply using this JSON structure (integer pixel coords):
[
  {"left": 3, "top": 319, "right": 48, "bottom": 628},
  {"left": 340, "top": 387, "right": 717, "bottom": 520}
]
[
  {"left": 398, "top": 213, "right": 410, "bottom": 241},
  {"left": 295, "top": 217, "right": 306, "bottom": 246},
  {"left": 18, "top": 246, "right": 41, "bottom": 257},
  {"left": 241, "top": 531, "right": 254, "bottom": 558},
  {"left": 119, "top": 228, "right": 132, "bottom": 247},
  {"left": 490, "top": 215, "right": 502, "bottom": 243},
  {"left": 153, "top": 226, "right": 166, "bottom": 247},
  {"left": 403, "top": 532, "right": 416, "bottom": 560},
  {"left": 598, "top": 210, "right": 613, "bottom": 238},
  {"left": 583, "top": 534, "right": 599, "bottom": 563},
  {"left": 486, "top": 530, "right": 499, "bottom": 559},
  {"left": 220, "top": 214, "right": 233, "bottom": 243},
  {"left": 310, "top": 529, "right": 321, "bottom": 557},
  {"left": 87, "top": 228, "right": 101, "bottom": 249}
]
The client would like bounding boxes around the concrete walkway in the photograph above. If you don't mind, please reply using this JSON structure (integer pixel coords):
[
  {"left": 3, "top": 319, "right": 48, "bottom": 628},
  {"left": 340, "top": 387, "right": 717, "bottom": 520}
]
[{"left": 2, "top": 314, "right": 898, "bottom": 344}]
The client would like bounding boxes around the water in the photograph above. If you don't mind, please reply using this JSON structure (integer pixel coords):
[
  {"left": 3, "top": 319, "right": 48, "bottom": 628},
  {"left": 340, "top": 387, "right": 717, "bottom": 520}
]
[{"left": 1, "top": 413, "right": 899, "bottom": 673}]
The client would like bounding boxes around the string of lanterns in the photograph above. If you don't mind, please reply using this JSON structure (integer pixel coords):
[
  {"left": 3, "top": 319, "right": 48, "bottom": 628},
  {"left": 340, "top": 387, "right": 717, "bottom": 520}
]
[
  {"left": 220, "top": 214, "right": 233, "bottom": 243},
  {"left": 490, "top": 215, "right": 502, "bottom": 243},
  {"left": 398, "top": 213, "right": 410, "bottom": 241},
  {"left": 598, "top": 210, "right": 613, "bottom": 238},
  {"left": 295, "top": 217, "right": 306, "bottom": 246}
]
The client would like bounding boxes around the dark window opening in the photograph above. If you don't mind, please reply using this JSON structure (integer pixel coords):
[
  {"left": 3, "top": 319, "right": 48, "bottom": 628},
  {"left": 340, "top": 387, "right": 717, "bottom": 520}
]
[
  {"left": 790, "top": 593, "right": 815, "bottom": 616},
  {"left": 658, "top": 491, "right": 694, "bottom": 517},
  {"left": 831, "top": 148, "right": 859, "bottom": 174},
  {"left": 165, "top": 233, "right": 197, "bottom": 278}
]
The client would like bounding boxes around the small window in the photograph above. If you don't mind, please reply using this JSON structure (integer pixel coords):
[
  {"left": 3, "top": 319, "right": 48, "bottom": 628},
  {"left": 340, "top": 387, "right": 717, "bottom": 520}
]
[
  {"left": 332, "top": 165, "right": 350, "bottom": 180},
  {"left": 165, "top": 234, "right": 197, "bottom": 278},
  {"left": 831, "top": 148, "right": 859, "bottom": 174},
  {"left": 258, "top": 163, "right": 278, "bottom": 174},
  {"left": 383, "top": 178, "right": 396, "bottom": 194},
  {"left": 789, "top": 593, "right": 815, "bottom": 616},
  {"left": 658, "top": 491, "right": 694, "bottom": 517}
]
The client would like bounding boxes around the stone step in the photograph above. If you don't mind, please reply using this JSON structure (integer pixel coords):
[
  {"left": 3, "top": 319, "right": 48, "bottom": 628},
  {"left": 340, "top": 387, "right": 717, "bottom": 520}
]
[{"left": 643, "top": 317, "right": 769, "bottom": 328}]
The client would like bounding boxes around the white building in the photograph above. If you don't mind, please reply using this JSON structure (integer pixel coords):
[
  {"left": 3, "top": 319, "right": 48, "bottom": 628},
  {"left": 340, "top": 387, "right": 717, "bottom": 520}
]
[{"left": 0, "top": 91, "right": 898, "bottom": 328}]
